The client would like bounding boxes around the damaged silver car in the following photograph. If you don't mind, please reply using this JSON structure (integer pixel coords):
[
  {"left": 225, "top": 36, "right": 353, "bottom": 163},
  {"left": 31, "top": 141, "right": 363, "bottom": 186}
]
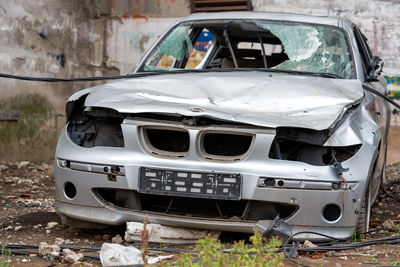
[{"left": 55, "top": 12, "right": 390, "bottom": 241}]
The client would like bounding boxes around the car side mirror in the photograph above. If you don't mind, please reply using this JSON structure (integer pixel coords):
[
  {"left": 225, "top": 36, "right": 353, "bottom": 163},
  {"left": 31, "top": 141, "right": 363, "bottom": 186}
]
[{"left": 366, "top": 56, "right": 384, "bottom": 82}]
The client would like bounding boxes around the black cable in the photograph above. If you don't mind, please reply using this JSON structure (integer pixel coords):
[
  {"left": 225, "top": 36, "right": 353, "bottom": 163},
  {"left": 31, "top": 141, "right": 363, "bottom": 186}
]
[
  {"left": 382, "top": 184, "right": 400, "bottom": 202},
  {"left": 282, "top": 230, "right": 400, "bottom": 267},
  {"left": 0, "top": 69, "right": 367, "bottom": 83},
  {"left": 0, "top": 243, "right": 100, "bottom": 252},
  {"left": 362, "top": 84, "right": 400, "bottom": 110},
  {"left": 0, "top": 248, "right": 100, "bottom": 260},
  {"left": 362, "top": 84, "right": 400, "bottom": 204},
  {"left": 282, "top": 231, "right": 348, "bottom": 267}
]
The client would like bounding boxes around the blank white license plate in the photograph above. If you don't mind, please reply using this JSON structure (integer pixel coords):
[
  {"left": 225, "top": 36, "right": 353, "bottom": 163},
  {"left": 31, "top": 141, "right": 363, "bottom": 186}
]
[{"left": 138, "top": 167, "right": 242, "bottom": 200}]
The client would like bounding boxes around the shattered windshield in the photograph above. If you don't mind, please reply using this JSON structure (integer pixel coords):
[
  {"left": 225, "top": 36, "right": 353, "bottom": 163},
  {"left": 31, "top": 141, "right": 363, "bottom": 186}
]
[{"left": 139, "top": 20, "right": 354, "bottom": 79}]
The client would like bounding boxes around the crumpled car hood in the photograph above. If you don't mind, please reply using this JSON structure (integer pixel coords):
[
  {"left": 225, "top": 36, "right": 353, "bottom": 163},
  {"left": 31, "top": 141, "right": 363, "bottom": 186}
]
[{"left": 84, "top": 71, "right": 364, "bottom": 130}]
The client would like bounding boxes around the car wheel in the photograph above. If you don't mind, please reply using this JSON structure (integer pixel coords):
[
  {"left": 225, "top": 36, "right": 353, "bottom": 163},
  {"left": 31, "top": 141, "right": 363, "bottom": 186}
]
[
  {"left": 356, "top": 181, "right": 371, "bottom": 236},
  {"left": 60, "top": 214, "right": 109, "bottom": 229}
]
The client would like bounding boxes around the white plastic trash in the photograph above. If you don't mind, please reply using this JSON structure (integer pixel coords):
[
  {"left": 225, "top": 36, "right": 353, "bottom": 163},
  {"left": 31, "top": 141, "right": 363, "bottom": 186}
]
[
  {"left": 100, "top": 243, "right": 143, "bottom": 266},
  {"left": 100, "top": 243, "right": 173, "bottom": 266}
]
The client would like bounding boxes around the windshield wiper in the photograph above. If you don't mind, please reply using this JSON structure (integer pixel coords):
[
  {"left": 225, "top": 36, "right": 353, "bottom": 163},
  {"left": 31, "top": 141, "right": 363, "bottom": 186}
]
[
  {"left": 137, "top": 68, "right": 343, "bottom": 79},
  {"left": 252, "top": 68, "right": 342, "bottom": 79},
  {"left": 309, "top": 72, "right": 342, "bottom": 79}
]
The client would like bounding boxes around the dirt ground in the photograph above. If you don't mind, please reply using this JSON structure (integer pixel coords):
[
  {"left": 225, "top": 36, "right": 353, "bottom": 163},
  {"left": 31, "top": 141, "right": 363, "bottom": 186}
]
[{"left": 1, "top": 128, "right": 400, "bottom": 266}]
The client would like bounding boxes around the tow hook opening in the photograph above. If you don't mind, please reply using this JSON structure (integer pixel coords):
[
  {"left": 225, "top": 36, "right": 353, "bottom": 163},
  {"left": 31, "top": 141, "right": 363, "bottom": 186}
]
[
  {"left": 322, "top": 203, "right": 342, "bottom": 222},
  {"left": 64, "top": 181, "right": 77, "bottom": 199}
]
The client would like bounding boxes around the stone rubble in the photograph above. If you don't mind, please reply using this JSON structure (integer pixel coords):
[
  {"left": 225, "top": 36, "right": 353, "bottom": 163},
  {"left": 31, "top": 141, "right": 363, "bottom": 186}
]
[
  {"left": 39, "top": 242, "right": 61, "bottom": 258},
  {"left": 46, "top": 222, "right": 58, "bottom": 229},
  {"left": 62, "top": 249, "right": 84, "bottom": 264},
  {"left": 111, "top": 234, "right": 123, "bottom": 244}
]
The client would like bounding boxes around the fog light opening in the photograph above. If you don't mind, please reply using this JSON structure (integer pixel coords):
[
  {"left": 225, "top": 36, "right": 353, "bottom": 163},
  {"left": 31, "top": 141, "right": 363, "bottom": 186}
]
[
  {"left": 322, "top": 203, "right": 341, "bottom": 222},
  {"left": 264, "top": 178, "right": 276, "bottom": 186},
  {"left": 64, "top": 181, "right": 77, "bottom": 199}
]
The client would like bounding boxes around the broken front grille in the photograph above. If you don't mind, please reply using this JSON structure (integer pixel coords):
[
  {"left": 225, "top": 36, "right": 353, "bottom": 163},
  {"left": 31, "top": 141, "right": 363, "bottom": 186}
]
[
  {"left": 141, "top": 127, "right": 190, "bottom": 158},
  {"left": 95, "top": 189, "right": 298, "bottom": 222},
  {"left": 200, "top": 131, "right": 254, "bottom": 161}
]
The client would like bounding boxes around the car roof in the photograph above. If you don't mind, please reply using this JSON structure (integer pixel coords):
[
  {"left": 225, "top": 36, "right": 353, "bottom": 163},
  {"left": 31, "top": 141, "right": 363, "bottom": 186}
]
[{"left": 180, "top": 11, "right": 353, "bottom": 29}]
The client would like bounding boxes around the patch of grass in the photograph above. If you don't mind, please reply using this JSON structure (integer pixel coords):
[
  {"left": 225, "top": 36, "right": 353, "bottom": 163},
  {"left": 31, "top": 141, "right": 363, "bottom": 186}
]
[
  {"left": 167, "top": 231, "right": 284, "bottom": 266},
  {"left": 397, "top": 225, "right": 400, "bottom": 236},
  {"left": 353, "top": 231, "right": 366, "bottom": 243},
  {"left": 0, "top": 245, "right": 11, "bottom": 267},
  {"left": 360, "top": 256, "right": 378, "bottom": 264},
  {"left": 0, "top": 94, "right": 59, "bottom": 163},
  {"left": 390, "top": 259, "right": 400, "bottom": 266}
]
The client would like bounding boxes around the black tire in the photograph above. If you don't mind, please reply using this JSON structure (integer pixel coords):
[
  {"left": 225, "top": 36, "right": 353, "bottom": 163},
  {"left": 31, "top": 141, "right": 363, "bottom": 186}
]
[{"left": 356, "top": 182, "right": 370, "bottom": 236}]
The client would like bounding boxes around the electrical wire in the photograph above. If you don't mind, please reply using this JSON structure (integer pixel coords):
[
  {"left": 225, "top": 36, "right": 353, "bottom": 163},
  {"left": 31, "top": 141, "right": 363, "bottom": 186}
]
[
  {"left": 362, "top": 84, "right": 400, "bottom": 110},
  {"left": 282, "top": 231, "right": 400, "bottom": 267},
  {"left": 0, "top": 248, "right": 100, "bottom": 260},
  {"left": 0, "top": 243, "right": 100, "bottom": 252},
  {"left": 382, "top": 184, "right": 400, "bottom": 202}
]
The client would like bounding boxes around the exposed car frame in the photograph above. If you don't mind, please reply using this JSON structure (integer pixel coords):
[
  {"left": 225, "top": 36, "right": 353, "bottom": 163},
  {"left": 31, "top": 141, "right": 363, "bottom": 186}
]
[{"left": 55, "top": 12, "right": 390, "bottom": 241}]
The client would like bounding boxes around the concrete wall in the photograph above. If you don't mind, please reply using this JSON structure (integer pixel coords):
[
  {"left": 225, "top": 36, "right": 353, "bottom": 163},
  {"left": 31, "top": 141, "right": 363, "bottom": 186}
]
[
  {"left": 0, "top": 0, "right": 118, "bottom": 115},
  {"left": 106, "top": 17, "right": 179, "bottom": 74},
  {"left": 0, "top": 0, "right": 190, "bottom": 113}
]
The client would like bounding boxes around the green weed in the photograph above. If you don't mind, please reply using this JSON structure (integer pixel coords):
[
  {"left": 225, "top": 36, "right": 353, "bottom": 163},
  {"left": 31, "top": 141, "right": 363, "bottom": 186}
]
[
  {"left": 0, "top": 94, "right": 60, "bottom": 162},
  {"left": 167, "top": 231, "right": 284, "bottom": 266},
  {"left": 0, "top": 245, "right": 11, "bottom": 267},
  {"left": 360, "top": 256, "right": 378, "bottom": 264}
]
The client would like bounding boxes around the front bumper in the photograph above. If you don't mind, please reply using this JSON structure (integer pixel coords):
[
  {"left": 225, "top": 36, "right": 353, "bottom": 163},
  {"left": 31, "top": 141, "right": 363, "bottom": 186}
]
[{"left": 55, "top": 122, "right": 379, "bottom": 241}]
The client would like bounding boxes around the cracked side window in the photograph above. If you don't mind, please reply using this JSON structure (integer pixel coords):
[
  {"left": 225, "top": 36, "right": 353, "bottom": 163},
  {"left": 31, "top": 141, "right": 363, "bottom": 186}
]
[
  {"left": 143, "top": 25, "right": 215, "bottom": 71},
  {"left": 144, "top": 25, "right": 193, "bottom": 71}
]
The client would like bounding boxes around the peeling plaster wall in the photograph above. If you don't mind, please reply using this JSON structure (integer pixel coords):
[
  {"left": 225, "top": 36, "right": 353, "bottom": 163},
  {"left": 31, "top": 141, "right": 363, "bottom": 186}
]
[
  {"left": 0, "top": 0, "right": 110, "bottom": 113},
  {"left": 252, "top": 0, "right": 400, "bottom": 76},
  {"left": 106, "top": 18, "right": 179, "bottom": 74},
  {"left": 0, "top": 0, "right": 190, "bottom": 112}
]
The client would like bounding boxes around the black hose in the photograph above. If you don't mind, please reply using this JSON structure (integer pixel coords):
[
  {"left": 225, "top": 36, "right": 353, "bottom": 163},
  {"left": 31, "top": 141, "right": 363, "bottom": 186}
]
[
  {"left": 362, "top": 84, "right": 400, "bottom": 110},
  {"left": 382, "top": 184, "right": 400, "bottom": 202},
  {"left": 282, "top": 230, "right": 400, "bottom": 266},
  {"left": 0, "top": 248, "right": 100, "bottom": 260},
  {"left": 0, "top": 243, "right": 100, "bottom": 252}
]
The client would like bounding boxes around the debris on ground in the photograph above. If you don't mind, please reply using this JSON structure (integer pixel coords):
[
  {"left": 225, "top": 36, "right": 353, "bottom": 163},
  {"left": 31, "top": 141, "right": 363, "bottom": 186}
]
[
  {"left": 383, "top": 219, "right": 397, "bottom": 231},
  {"left": 46, "top": 221, "right": 58, "bottom": 229},
  {"left": 111, "top": 234, "right": 123, "bottom": 244},
  {"left": 100, "top": 243, "right": 173, "bottom": 266},
  {"left": 55, "top": 237, "right": 64, "bottom": 245},
  {"left": 303, "top": 240, "right": 317, "bottom": 248},
  {"left": 0, "top": 164, "right": 8, "bottom": 171},
  {"left": 38, "top": 242, "right": 60, "bottom": 258},
  {"left": 100, "top": 243, "right": 143, "bottom": 266},
  {"left": 125, "top": 221, "right": 217, "bottom": 244},
  {"left": 61, "top": 248, "right": 84, "bottom": 264}
]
